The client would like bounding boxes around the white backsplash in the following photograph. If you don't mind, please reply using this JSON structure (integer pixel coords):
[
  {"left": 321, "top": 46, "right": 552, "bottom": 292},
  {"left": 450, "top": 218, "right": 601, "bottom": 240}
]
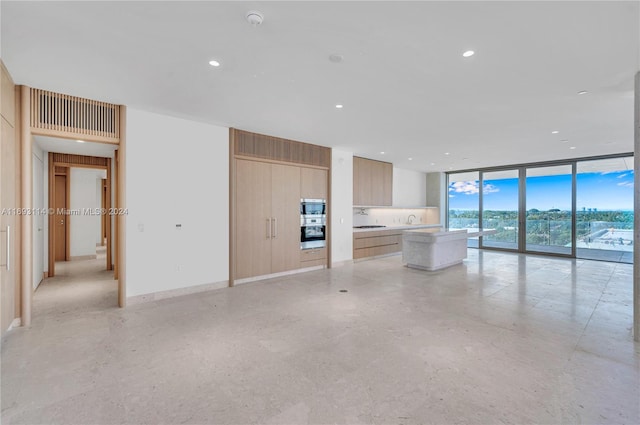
[{"left": 353, "top": 207, "right": 440, "bottom": 227}]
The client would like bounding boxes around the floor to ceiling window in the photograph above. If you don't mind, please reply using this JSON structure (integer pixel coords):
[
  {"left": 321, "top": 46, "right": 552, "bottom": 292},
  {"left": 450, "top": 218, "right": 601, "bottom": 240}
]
[
  {"left": 481, "top": 169, "right": 520, "bottom": 250},
  {"left": 525, "top": 165, "right": 573, "bottom": 255},
  {"left": 448, "top": 172, "right": 479, "bottom": 247},
  {"left": 446, "top": 154, "right": 633, "bottom": 263},
  {"left": 576, "top": 157, "right": 633, "bottom": 263}
]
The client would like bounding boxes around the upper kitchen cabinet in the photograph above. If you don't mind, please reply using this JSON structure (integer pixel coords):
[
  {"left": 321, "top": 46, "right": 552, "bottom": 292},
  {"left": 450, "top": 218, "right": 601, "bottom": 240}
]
[
  {"left": 301, "top": 167, "right": 328, "bottom": 199},
  {"left": 353, "top": 156, "right": 393, "bottom": 206}
]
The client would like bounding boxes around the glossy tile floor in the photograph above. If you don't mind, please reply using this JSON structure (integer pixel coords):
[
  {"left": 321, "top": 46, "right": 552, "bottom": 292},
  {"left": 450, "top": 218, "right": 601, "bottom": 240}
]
[{"left": 2, "top": 250, "right": 639, "bottom": 424}]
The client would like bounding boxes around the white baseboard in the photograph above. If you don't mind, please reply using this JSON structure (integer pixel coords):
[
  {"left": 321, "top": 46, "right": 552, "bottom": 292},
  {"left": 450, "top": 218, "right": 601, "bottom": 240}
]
[
  {"left": 127, "top": 280, "right": 230, "bottom": 305},
  {"left": 233, "top": 265, "right": 325, "bottom": 286},
  {"left": 353, "top": 252, "right": 401, "bottom": 263},
  {"left": 8, "top": 318, "right": 21, "bottom": 331},
  {"left": 127, "top": 265, "right": 329, "bottom": 306},
  {"left": 330, "top": 260, "right": 353, "bottom": 268}
]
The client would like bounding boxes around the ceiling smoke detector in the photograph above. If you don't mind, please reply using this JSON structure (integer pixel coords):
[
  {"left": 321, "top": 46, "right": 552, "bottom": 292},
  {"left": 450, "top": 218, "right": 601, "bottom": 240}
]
[{"left": 246, "top": 10, "right": 264, "bottom": 26}]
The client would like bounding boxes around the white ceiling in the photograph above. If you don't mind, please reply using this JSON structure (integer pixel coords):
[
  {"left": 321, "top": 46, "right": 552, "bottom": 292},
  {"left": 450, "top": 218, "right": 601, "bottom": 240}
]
[{"left": 3, "top": 1, "right": 639, "bottom": 172}]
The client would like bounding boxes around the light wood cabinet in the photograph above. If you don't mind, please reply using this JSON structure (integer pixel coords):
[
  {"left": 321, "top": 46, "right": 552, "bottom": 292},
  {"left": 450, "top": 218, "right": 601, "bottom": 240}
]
[
  {"left": 300, "top": 247, "right": 326, "bottom": 267},
  {"left": 353, "top": 156, "right": 392, "bottom": 206},
  {"left": 353, "top": 228, "right": 403, "bottom": 259},
  {"left": 301, "top": 167, "right": 327, "bottom": 199},
  {"left": 271, "top": 164, "right": 303, "bottom": 273},
  {"left": 236, "top": 160, "right": 273, "bottom": 279},
  {"left": 0, "top": 63, "right": 16, "bottom": 126},
  {"left": 235, "top": 160, "right": 301, "bottom": 279}
]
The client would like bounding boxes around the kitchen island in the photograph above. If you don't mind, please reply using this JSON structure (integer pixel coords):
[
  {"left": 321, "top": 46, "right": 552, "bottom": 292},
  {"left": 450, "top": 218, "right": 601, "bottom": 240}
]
[
  {"left": 353, "top": 224, "right": 441, "bottom": 260},
  {"left": 402, "top": 228, "right": 496, "bottom": 271}
]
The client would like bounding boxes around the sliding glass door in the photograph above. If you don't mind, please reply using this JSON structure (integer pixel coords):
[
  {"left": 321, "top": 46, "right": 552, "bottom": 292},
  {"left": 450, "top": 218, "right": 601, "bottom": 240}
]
[
  {"left": 576, "top": 158, "right": 633, "bottom": 263},
  {"left": 525, "top": 165, "right": 573, "bottom": 255},
  {"left": 481, "top": 169, "right": 520, "bottom": 250}
]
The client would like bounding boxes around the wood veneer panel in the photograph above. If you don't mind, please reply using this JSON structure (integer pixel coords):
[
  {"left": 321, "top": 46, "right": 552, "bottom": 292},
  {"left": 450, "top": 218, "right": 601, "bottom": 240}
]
[{"left": 232, "top": 129, "right": 330, "bottom": 168}]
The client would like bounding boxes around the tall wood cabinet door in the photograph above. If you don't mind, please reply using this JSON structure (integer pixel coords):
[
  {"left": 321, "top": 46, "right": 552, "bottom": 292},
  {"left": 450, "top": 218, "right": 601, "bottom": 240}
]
[
  {"left": 0, "top": 116, "right": 17, "bottom": 334},
  {"left": 235, "top": 159, "right": 272, "bottom": 279},
  {"left": 353, "top": 157, "right": 361, "bottom": 205},
  {"left": 382, "top": 162, "right": 393, "bottom": 206},
  {"left": 300, "top": 167, "right": 327, "bottom": 199},
  {"left": 356, "top": 157, "right": 373, "bottom": 205},
  {"left": 271, "top": 164, "right": 301, "bottom": 273}
]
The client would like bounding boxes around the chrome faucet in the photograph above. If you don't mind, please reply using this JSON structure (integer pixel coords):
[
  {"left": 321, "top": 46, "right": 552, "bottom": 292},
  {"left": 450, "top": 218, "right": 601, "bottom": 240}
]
[{"left": 407, "top": 214, "right": 417, "bottom": 224}]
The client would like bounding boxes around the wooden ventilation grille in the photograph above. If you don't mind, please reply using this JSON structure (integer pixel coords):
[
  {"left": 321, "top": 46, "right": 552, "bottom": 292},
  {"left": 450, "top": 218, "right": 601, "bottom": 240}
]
[
  {"left": 30, "top": 88, "right": 120, "bottom": 143},
  {"left": 232, "top": 129, "right": 331, "bottom": 168},
  {"left": 52, "top": 153, "right": 108, "bottom": 167}
]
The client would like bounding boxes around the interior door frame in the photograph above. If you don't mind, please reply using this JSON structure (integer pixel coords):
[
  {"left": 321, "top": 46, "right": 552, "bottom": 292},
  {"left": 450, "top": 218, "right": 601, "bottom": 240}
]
[
  {"left": 48, "top": 155, "right": 112, "bottom": 277},
  {"left": 51, "top": 166, "right": 70, "bottom": 263},
  {"left": 20, "top": 86, "right": 127, "bottom": 328}
]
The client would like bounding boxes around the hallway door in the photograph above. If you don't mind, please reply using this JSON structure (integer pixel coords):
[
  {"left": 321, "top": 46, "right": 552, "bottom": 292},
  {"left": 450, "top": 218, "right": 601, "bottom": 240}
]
[{"left": 54, "top": 175, "right": 67, "bottom": 262}]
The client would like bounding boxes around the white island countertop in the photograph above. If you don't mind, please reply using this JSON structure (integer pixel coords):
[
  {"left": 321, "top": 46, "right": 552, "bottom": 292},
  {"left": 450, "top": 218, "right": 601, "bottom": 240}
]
[
  {"left": 402, "top": 227, "right": 496, "bottom": 271},
  {"left": 403, "top": 227, "right": 497, "bottom": 240}
]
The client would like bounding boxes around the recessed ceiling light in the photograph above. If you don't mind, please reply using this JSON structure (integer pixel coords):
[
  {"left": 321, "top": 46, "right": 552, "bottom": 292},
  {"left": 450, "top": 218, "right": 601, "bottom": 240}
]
[
  {"left": 209, "top": 60, "right": 221, "bottom": 67},
  {"left": 551, "top": 130, "right": 559, "bottom": 134},
  {"left": 76, "top": 140, "right": 85, "bottom": 143},
  {"left": 430, "top": 162, "right": 435, "bottom": 166},
  {"left": 408, "top": 157, "right": 413, "bottom": 161},
  {"left": 444, "top": 152, "right": 450, "bottom": 155},
  {"left": 380, "top": 151, "right": 385, "bottom": 155},
  {"left": 462, "top": 50, "right": 475, "bottom": 58},
  {"left": 246, "top": 10, "right": 264, "bottom": 26},
  {"left": 578, "top": 90, "right": 588, "bottom": 95},
  {"left": 335, "top": 104, "right": 343, "bottom": 109},
  {"left": 569, "top": 146, "right": 576, "bottom": 150}
]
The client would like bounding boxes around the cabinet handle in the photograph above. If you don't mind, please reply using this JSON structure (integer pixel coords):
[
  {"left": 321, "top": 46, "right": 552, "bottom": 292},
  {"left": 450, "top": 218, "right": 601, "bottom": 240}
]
[
  {"left": 272, "top": 218, "right": 277, "bottom": 239},
  {"left": 0, "top": 226, "right": 9, "bottom": 271},
  {"left": 266, "top": 218, "right": 271, "bottom": 239}
]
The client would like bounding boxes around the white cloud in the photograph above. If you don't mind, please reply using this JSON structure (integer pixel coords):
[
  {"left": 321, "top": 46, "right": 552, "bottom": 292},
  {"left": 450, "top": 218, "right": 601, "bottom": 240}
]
[
  {"left": 617, "top": 173, "right": 628, "bottom": 179},
  {"left": 449, "top": 181, "right": 500, "bottom": 195},
  {"left": 617, "top": 181, "right": 634, "bottom": 188},
  {"left": 483, "top": 184, "right": 500, "bottom": 194}
]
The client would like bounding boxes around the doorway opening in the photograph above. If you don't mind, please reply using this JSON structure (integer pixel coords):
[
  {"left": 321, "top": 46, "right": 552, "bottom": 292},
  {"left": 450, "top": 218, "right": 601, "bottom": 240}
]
[{"left": 32, "top": 137, "right": 118, "bottom": 311}]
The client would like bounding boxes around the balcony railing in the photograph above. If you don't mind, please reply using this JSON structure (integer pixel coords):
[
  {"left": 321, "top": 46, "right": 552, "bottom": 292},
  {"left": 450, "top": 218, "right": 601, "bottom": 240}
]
[{"left": 448, "top": 217, "right": 633, "bottom": 254}]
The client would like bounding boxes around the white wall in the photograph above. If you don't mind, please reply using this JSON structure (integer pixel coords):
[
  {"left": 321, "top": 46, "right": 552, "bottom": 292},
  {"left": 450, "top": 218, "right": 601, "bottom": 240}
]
[
  {"left": 393, "top": 167, "right": 427, "bottom": 207},
  {"left": 426, "top": 172, "right": 446, "bottom": 225},
  {"left": 331, "top": 150, "right": 353, "bottom": 264},
  {"left": 353, "top": 207, "right": 439, "bottom": 227},
  {"left": 69, "top": 168, "right": 101, "bottom": 257},
  {"left": 126, "top": 108, "right": 229, "bottom": 297},
  {"left": 32, "top": 142, "right": 45, "bottom": 288}
]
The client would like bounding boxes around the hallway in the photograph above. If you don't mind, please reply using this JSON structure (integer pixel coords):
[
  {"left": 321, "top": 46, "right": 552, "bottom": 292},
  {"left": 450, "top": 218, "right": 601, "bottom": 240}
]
[{"left": 32, "top": 246, "right": 118, "bottom": 320}]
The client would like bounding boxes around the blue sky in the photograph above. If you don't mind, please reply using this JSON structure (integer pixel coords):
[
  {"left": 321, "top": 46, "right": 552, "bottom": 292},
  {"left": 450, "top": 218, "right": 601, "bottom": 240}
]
[{"left": 449, "top": 170, "right": 634, "bottom": 211}]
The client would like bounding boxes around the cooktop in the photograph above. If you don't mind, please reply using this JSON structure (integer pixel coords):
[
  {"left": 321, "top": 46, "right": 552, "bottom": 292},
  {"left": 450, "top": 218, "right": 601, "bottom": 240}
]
[{"left": 353, "top": 225, "right": 387, "bottom": 229}]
